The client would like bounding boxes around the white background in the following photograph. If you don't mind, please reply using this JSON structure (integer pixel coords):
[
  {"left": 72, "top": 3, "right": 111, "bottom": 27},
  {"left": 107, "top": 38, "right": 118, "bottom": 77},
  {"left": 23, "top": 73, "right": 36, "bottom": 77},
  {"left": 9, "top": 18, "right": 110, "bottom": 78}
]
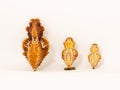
[{"left": 0, "top": 0, "right": 120, "bottom": 90}]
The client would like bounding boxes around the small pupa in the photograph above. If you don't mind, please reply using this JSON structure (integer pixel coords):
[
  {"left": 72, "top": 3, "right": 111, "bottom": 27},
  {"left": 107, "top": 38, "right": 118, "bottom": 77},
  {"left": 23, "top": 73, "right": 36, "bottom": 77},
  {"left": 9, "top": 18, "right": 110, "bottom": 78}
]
[
  {"left": 88, "top": 44, "right": 101, "bottom": 69},
  {"left": 62, "top": 37, "right": 78, "bottom": 70}
]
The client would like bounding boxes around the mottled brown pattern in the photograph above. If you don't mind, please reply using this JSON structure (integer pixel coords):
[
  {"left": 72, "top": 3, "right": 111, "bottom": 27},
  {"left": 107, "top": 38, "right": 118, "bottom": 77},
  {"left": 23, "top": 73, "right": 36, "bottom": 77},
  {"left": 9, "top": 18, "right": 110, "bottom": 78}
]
[{"left": 22, "top": 19, "right": 49, "bottom": 71}]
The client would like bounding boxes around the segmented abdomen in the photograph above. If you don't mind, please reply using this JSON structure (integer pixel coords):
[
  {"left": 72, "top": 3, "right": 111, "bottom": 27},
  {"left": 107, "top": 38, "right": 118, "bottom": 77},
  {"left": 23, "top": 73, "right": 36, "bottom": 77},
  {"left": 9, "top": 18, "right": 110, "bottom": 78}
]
[{"left": 27, "top": 41, "right": 46, "bottom": 70}]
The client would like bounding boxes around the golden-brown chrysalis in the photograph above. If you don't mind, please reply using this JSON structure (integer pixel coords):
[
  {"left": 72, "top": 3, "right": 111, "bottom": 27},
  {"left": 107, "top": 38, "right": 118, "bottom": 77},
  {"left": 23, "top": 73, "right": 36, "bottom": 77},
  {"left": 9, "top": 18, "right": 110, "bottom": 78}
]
[
  {"left": 22, "top": 19, "right": 49, "bottom": 71},
  {"left": 88, "top": 44, "right": 101, "bottom": 69},
  {"left": 62, "top": 37, "right": 78, "bottom": 70}
]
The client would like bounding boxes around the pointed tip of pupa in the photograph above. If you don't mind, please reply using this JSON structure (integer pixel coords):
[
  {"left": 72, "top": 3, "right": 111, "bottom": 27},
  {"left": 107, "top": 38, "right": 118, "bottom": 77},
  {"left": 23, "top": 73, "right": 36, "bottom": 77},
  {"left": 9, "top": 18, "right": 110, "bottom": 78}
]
[
  {"left": 33, "top": 69, "right": 37, "bottom": 71},
  {"left": 31, "top": 66, "right": 38, "bottom": 71},
  {"left": 92, "top": 67, "right": 96, "bottom": 69}
]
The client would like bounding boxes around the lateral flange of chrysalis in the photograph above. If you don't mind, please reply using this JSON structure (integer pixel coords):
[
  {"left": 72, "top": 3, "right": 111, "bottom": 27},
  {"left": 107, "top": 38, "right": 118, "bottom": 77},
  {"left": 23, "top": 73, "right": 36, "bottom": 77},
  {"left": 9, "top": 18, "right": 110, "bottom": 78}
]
[
  {"left": 88, "top": 44, "right": 101, "bottom": 69},
  {"left": 22, "top": 19, "right": 50, "bottom": 71},
  {"left": 62, "top": 37, "right": 78, "bottom": 70}
]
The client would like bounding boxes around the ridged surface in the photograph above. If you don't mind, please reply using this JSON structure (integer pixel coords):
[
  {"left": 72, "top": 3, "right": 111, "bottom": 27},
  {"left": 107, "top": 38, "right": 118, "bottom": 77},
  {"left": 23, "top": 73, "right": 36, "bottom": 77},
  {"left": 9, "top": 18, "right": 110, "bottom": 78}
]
[
  {"left": 62, "top": 37, "right": 78, "bottom": 69},
  {"left": 27, "top": 41, "right": 45, "bottom": 70},
  {"left": 22, "top": 19, "right": 49, "bottom": 71},
  {"left": 88, "top": 44, "right": 101, "bottom": 69}
]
